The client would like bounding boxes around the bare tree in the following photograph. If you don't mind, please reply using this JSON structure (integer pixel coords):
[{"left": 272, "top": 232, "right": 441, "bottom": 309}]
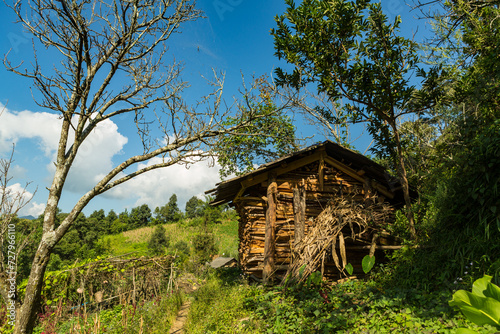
[
  {"left": 0, "top": 103, "right": 38, "bottom": 330},
  {"left": 2, "top": 1, "right": 296, "bottom": 332},
  {"left": 0, "top": 144, "right": 37, "bottom": 314},
  {"left": 274, "top": 85, "right": 354, "bottom": 145}
]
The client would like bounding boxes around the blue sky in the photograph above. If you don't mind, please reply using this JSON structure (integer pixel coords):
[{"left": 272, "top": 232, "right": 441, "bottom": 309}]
[{"left": 0, "top": 0, "right": 433, "bottom": 217}]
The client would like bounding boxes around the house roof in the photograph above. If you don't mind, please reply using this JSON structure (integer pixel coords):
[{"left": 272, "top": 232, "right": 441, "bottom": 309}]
[
  {"left": 206, "top": 140, "right": 408, "bottom": 206},
  {"left": 209, "top": 257, "right": 237, "bottom": 269}
]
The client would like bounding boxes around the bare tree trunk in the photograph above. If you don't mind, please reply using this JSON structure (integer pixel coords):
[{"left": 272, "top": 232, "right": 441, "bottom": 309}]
[
  {"left": 393, "top": 126, "right": 417, "bottom": 239},
  {"left": 14, "top": 240, "right": 52, "bottom": 334}
]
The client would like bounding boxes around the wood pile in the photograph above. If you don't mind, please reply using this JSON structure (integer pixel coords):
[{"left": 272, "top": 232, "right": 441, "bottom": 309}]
[
  {"left": 206, "top": 141, "right": 409, "bottom": 283},
  {"left": 235, "top": 161, "right": 397, "bottom": 281}
]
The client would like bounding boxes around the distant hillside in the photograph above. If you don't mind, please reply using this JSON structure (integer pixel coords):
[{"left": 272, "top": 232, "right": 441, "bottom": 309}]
[{"left": 20, "top": 215, "right": 36, "bottom": 220}]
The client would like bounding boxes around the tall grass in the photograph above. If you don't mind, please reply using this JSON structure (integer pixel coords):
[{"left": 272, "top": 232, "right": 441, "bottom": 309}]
[
  {"left": 36, "top": 290, "right": 184, "bottom": 334},
  {"left": 99, "top": 218, "right": 239, "bottom": 259},
  {"left": 184, "top": 268, "right": 261, "bottom": 334}
]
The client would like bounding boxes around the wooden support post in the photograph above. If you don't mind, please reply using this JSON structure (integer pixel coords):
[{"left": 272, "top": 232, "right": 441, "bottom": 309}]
[
  {"left": 369, "top": 233, "right": 379, "bottom": 257},
  {"left": 293, "top": 179, "right": 306, "bottom": 248},
  {"left": 263, "top": 172, "right": 277, "bottom": 285},
  {"left": 363, "top": 177, "right": 374, "bottom": 207},
  {"left": 318, "top": 153, "right": 325, "bottom": 192}
]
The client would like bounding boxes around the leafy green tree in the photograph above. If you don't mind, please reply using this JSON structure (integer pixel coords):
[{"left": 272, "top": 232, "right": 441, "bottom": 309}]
[
  {"left": 166, "top": 194, "right": 181, "bottom": 222},
  {"left": 105, "top": 209, "right": 118, "bottom": 234},
  {"left": 380, "top": 0, "right": 500, "bottom": 289},
  {"left": 119, "top": 209, "right": 130, "bottom": 225},
  {"left": 271, "top": 0, "right": 442, "bottom": 238},
  {"left": 52, "top": 229, "right": 82, "bottom": 264},
  {"left": 130, "top": 204, "right": 152, "bottom": 228},
  {"left": 88, "top": 209, "right": 110, "bottom": 234},
  {"left": 89, "top": 209, "right": 105, "bottom": 222},
  {"left": 215, "top": 76, "right": 299, "bottom": 177},
  {"left": 155, "top": 194, "right": 182, "bottom": 224},
  {"left": 193, "top": 233, "right": 218, "bottom": 264},
  {"left": 110, "top": 219, "right": 127, "bottom": 234},
  {"left": 148, "top": 225, "right": 170, "bottom": 255},
  {"left": 185, "top": 196, "right": 205, "bottom": 219},
  {"left": 107, "top": 209, "right": 118, "bottom": 223}
]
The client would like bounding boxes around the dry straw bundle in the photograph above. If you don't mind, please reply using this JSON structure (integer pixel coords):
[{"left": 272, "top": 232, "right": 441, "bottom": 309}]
[{"left": 287, "top": 194, "right": 394, "bottom": 283}]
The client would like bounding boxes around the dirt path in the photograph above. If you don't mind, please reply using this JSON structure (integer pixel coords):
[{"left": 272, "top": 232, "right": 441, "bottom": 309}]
[{"left": 169, "top": 299, "right": 192, "bottom": 334}]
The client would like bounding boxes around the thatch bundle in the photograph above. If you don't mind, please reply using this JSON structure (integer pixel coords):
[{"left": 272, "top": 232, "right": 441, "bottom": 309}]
[{"left": 286, "top": 194, "right": 394, "bottom": 282}]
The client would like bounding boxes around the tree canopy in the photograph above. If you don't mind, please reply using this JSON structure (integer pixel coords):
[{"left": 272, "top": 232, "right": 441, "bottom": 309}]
[{"left": 271, "top": 0, "right": 443, "bottom": 237}]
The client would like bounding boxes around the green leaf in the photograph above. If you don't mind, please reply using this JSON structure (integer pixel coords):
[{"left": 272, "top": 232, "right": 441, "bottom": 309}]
[
  {"left": 299, "top": 264, "right": 307, "bottom": 278},
  {"left": 345, "top": 263, "right": 354, "bottom": 276},
  {"left": 449, "top": 290, "right": 500, "bottom": 327},
  {"left": 456, "top": 328, "right": 479, "bottom": 334},
  {"left": 362, "top": 255, "right": 375, "bottom": 274},
  {"left": 472, "top": 275, "right": 492, "bottom": 297},
  {"left": 485, "top": 282, "right": 500, "bottom": 302}
]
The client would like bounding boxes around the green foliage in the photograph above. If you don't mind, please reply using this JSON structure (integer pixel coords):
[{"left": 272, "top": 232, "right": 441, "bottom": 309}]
[
  {"left": 215, "top": 77, "right": 298, "bottom": 178},
  {"left": 110, "top": 218, "right": 127, "bottom": 234},
  {"left": 106, "top": 209, "right": 118, "bottom": 224},
  {"left": 35, "top": 288, "right": 183, "bottom": 334},
  {"left": 185, "top": 196, "right": 205, "bottom": 219},
  {"left": 192, "top": 232, "right": 218, "bottom": 264},
  {"left": 272, "top": 0, "right": 439, "bottom": 161},
  {"left": 148, "top": 225, "right": 170, "bottom": 255},
  {"left": 155, "top": 194, "right": 182, "bottom": 224},
  {"left": 450, "top": 275, "right": 500, "bottom": 330},
  {"left": 362, "top": 255, "right": 376, "bottom": 274},
  {"left": 185, "top": 268, "right": 260, "bottom": 333},
  {"left": 345, "top": 263, "right": 354, "bottom": 276},
  {"left": 171, "top": 240, "right": 190, "bottom": 266},
  {"left": 387, "top": 118, "right": 500, "bottom": 290},
  {"left": 130, "top": 204, "right": 152, "bottom": 228},
  {"left": 239, "top": 280, "right": 495, "bottom": 333}
]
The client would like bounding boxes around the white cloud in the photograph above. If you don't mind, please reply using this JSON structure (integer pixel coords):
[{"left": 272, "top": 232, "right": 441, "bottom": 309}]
[
  {"left": 0, "top": 103, "right": 225, "bottom": 214},
  {"left": 108, "top": 156, "right": 223, "bottom": 211},
  {"left": 0, "top": 103, "right": 128, "bottom": 194},
  {"left": 0, "top": 103, "right": 60, "bottom": 156},
  {"left": 1, "top": 182, "right": 45, "bottom": 217},
  {"left": 52, "top": 119, "right": 128, "bottom": 193},
  {"left": 24, "top": 202, "right": 45, "bottom": 217}
]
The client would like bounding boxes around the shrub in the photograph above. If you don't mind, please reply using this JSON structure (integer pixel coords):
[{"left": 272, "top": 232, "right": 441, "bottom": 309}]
[
  {"left": 192, "top": 233, "right": 218, "bottom": 264},
  {"left": 148, "top": 225, "right": 170, "bottom": 255}
]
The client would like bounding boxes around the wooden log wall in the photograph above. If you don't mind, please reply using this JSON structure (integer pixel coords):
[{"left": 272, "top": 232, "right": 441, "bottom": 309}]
[{"left": 235, "top": 160, "right": 394, "bottom": 280}]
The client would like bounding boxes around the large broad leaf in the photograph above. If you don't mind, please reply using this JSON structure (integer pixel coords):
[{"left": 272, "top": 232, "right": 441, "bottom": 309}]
[
  {"left": 472, "top": 275, "right": 493, "bottom": 297},
  {"left": 485, "top": 281, "right": 500, "bottom": 302},
  {"left": 456, "top": 328, "right": 479, "bottom": 334},
  {"left": 362, "top": 255, "right": 375, "bottom": 274},
  {"left": 450, "top": 290, "right": 500, "bottom": 327}
]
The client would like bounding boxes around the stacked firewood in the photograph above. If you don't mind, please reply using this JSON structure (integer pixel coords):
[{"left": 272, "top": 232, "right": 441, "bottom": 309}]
[{"left": 236, "top": 162, "right": 391, "bottom": 279}]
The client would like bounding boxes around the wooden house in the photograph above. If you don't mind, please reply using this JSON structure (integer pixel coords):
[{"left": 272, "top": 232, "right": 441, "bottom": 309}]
[{"left": 206, "top": 141, "right": 408, "bottom": 283}]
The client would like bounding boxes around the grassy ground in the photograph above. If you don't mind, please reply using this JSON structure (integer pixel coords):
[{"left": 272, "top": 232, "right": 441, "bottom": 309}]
[
  {"left": 20, "top": 217, "right": 240, "bottom": 333},
  {"left": 183, "top": 269, "right": 498, "bottom": 334},
  {"left": 33, "top": 290, "right": 184, "bottom": 334},
  {"left": 98, "top": 218, "right": 239, "bottom": 259},
  {"left": 26, "top": 215, "right": 499, "bottom": 334}
]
